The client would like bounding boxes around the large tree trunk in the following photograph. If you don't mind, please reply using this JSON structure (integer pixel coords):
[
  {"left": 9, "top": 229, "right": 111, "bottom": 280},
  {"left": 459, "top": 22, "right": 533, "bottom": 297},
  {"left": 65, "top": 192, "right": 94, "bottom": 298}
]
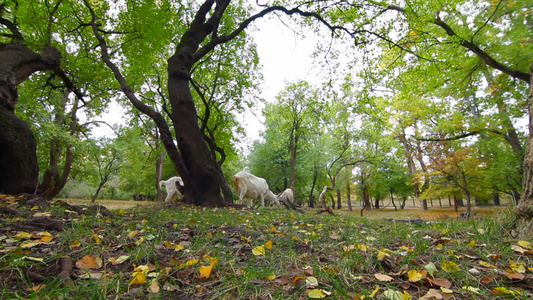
[
  {"left": 0, "top": 44, "right": 61, "bottom": 195},
  {"left": 516, "top": 62, "right": 533, "bottom": 236},
  {"left": 168, "top": 71, "right": 226, "bottom": 206}
]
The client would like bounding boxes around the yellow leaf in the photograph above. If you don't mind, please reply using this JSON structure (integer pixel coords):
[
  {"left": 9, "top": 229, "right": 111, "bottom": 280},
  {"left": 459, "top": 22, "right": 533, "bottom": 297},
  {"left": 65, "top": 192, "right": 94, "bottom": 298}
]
[
  {"left": 199, "top": 264, "right": 214, "bottom": 279},
  {"left": 267, "top": 274, "right": 276, "bottom": 280},
  {"left": 440, "top": 287, "right": 453, "bottom": 294},
  {"left": 174, "top": 244, "right": 185, "bottom": 252},
  {"left": 179, "top": 259, "right": 199, "bottom": 268},
  {"left": 129, "top": 272, "right": 147, "bottom": 285},
  {"left": 164, "top": 241, "right": 175, "bottom": 247},
  {"left": 13, "top": 232, "right": 32, "bottom": 239},
  {"left": 370, "top": 285, "right": 380, "bottom": 297},
  {"left": 31, "top": 206, "right": 39, "bottom": 210},
  {"left": 265, "top": 240, "right": 273, "bottom": 249},
  {"left": 479, "top": 260, "right": 496, "bottom": 268},
  {"left": 462, "top": 286, "right": 480, "bottom": 294},
  {"left": 20, "top": 240, "right": 41, "bottom": 249},
  {"left": 492, "top": 287, "right": 521, "bottom": 295},
  {"left": 135, "top": 236, "right": 145, "bottom": 246},
  {"left": 93, "top": 234, "right": 101, "bottom": 245},
  {"left": 377, "top": 250, "right": 389, "bottom": 261},
  {"left": 518, "top": 240, "right": 532, "bottom": 249},
  {"left": 467, "top": 240, "right": 476, "bottom": 247},
  {"left": 128, "top": 230, "right": 138, "bottom": 238},
  {"left": 40, "top": 236, "right": 53, "bottom": 243},
  {"left": 408, "top": 270, "right": 424, "bottom": 282},
  {"left": 24, "top": 256, "right": 44, "bottom": 262},
  {"left": 510, "top": 263, "right": 526, "bottom": 273},
  {"left": 374, "top": 273, "right": 394, "bottom": 282},
  {"left": 70, "top": 240, "right": 81, "bottom": 249},
  {"left": 441, "top": 261, "right": 459, "bottom": 273},
  {"left": 308, "top": 289, "right": 331, "bottom": 298},
  {"left": 252, "top": 245, "right": 266, "bottom": 256}
]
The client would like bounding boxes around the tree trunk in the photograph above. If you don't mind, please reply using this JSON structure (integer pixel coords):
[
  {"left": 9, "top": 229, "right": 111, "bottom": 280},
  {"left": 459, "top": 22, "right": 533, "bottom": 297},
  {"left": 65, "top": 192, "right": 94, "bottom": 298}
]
[
  {"left": 336, "top": 187, "right": 342, "bottom": 209},
  {"left": 516, "top": 62, "right": 533, "bottom": 237},
  {"left": 492, "top": 192, "right": 500, "bottom": 206},
  {"left": 308, "top": 167, "right": 318, "bottom": 208},
  {"left": 0, "top": 44, "right": 61, "bottom": 195},
  {"left": 390, "top": 189, "right": 397, "bottom": 211},
  {"left": 347, "top": 178, "right": 352, "bottom": 211},
  {"left": 156, "top": 151, "right": 165, "bottom": 202}
]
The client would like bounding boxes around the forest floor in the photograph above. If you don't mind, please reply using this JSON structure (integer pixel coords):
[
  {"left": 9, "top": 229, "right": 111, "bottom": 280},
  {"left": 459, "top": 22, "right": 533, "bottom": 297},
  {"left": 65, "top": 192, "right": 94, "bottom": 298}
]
[{"left": 1, "top": 194, "right": 531, "bottom": 299}]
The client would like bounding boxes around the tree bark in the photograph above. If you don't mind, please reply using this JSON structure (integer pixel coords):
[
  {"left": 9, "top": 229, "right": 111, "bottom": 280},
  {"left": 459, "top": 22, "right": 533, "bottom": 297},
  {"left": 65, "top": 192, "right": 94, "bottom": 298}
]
[
  {"left": 0, "top": 43, "right": 61, "bottom": 195},
  {"left": 516, "top": 62, "right": 533, "bottom": 237}
]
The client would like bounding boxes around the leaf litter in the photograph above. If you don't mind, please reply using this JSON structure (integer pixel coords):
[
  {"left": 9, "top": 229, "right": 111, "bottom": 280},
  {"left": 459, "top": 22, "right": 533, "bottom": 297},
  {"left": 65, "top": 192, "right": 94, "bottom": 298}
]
[{"left": 0, "top": 194, "right": 532, "bottom": 299}]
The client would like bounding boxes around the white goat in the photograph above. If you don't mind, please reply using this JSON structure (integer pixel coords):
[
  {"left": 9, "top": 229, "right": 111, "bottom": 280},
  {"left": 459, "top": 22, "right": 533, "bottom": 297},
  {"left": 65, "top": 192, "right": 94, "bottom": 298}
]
[
  {"left": 233, "top": 171, "right": 280, "bottom": 207},
  {"left": 159, "top": 176, "right": 184, "bottom": 202}
]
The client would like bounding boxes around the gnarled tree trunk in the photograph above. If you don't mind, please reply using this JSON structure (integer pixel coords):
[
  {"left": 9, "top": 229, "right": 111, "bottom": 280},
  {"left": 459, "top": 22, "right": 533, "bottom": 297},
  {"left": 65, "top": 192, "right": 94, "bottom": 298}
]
[{"left": 0, "top": 44, "right": 61, "bottom": 195}]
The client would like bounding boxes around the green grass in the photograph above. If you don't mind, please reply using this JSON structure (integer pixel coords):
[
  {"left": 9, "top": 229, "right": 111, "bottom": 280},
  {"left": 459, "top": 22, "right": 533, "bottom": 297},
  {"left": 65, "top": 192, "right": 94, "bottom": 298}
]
[{"left": 0, "top": 200, "right": 531, "bottom": 299}]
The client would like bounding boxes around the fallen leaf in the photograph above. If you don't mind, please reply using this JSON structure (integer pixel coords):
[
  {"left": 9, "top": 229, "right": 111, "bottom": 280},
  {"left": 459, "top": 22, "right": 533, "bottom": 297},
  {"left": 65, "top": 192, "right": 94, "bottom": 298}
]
[
  {"left": 505, "top": 270, "right": 525, "bottom": 280},
  {"left": 93, "top": 234, "right": 101, "bottom": 245},
  {"left": 407, "top": 270, "right": 424, "bottom": 282},
  {"left": 462, "top": 286, "right": 480, "bottom": 294},
  {"left": 492, "top": 287, "right": 521, "bottom": 296},
  {"left": 13, "top": 232, "right": 32, "bottom": 239},
  {"left": 40, "top": 236, "right": 53, "bottom": 243},
  {"left": 377, "top": 250, "right": 389, "bottom": 261},
  {"left": 76, "top": 255, "right": 103, "bottom": 270},
  {"left": 252, "top": 245, "right": 266, "bottom": 256},
  {"left": 425, "top": 262, "right": 437, "bottom": 277},
  {"left": 292, "top": 276, "right": 306, "bottom": 289},
  {"left": 426, "top": 278, "right": 452, "bottom": 289},
  {"left": 369, "top": 285, "right": 380, "bottom": 297},
  {"left": 265, "top": 240, "right": 273, "bottom": 249},
  {"left": 375, "top": 273, "right": 394, "bottom": 282},
  {"left": 420, "top": 288, "right": 443, "bottom": 300},
  {"left": 70, "top": 240, "right": 81, "bottom": 249},
  {"left": 441, "top": 261, "right": 459, "bottom": 273},
  {"left": 150, "top": 279, "right": 160, "bottom": 293},
  {"left": 306, "top": 276, "right": 319, "bottom": 287},
  {"left": 308, "top": 289, "right": 331, "bottom": 298},
  {"left": 518, "top": 240, "right": 532, "bottom": 249}
]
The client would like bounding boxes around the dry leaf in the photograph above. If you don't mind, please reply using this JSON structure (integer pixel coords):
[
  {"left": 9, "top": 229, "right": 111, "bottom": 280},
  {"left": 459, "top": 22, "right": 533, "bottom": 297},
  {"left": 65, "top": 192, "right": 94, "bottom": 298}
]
[
  {"left": 292, "top": 276, "right": 306, "bottom": 289},
  {"left": 265, "top": 240, "right": 273, "bottom": 249},
  {"left": 76, "top": 255, "right": 103, "bottom": 270},
  {"left": 375, "top": 273, "right": 394, "bottom": 282},
  {"left": 70, "top": 240, "right": 81, "bottom": 249},
  {"left": 420, "top": 288, "right": 443, "bottom": 300},
  {"left": 150, "top": 279, "right": 160, "bottom": 293}
]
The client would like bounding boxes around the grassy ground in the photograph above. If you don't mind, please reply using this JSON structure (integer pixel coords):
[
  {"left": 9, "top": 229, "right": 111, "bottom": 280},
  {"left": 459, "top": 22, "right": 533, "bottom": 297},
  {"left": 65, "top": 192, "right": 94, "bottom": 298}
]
[{"left": 1, "top": 196, "right": 531, "bottom": 299}]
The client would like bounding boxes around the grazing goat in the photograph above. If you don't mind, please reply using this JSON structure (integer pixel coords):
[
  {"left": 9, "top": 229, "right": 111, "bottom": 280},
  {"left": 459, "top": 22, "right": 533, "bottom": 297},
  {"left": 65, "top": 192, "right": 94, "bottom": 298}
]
[
  {"left": 159, "top": 176, "right": 184, "bottom": 202},
  {"left": 233, "top": 171, "right": 280, "bottom": 207},
  {"left": 278, "top": 188, "right": 294, "bottom": 208}
]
